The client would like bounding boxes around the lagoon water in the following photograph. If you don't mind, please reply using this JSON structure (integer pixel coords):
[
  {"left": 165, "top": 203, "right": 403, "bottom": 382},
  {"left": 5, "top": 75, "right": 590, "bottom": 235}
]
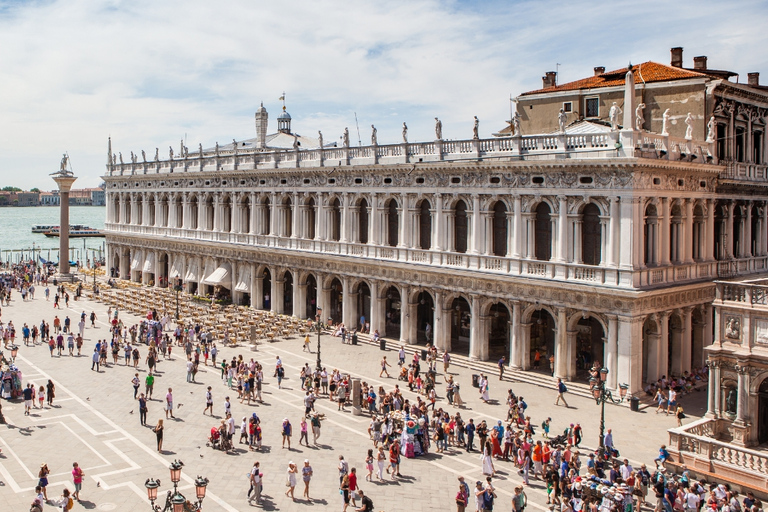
[{"left": 0, "top": 206, "right": 106, "bottom": 263}]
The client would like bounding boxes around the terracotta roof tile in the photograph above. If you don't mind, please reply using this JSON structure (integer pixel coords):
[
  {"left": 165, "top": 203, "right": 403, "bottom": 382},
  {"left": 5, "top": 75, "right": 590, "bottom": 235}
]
[{"left": 521, "top": 61, "right": 706, "bottom": 96}]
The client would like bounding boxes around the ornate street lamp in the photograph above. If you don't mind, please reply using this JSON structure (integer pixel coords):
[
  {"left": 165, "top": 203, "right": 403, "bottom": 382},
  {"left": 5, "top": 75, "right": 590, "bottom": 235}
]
[
  {"left": 144, "top": 460, "right": 207, "bottom": 512},
  {"left": 590, "top": 368, "right": 620, "bottom": 462},
  {"left": 315, "top": 307, "right": 323, "bottom": 371},
  {"left": 174, "top": 279, "right": 183, "bottom": 321}
]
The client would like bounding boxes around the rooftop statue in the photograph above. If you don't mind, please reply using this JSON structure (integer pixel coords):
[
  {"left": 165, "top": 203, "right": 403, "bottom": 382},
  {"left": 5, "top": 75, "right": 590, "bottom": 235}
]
[
  {"left": 141, "top": 150, "right": 146, "bottom": 162},
  {"left": 318, "top": 131, "right": 323, "bottom": 148},
  {"left": 371, "top": 125, "right": 377, "bottom": 145},
  {"left": 635, "top": 103, "right": 646, "bottom": 131},
  {"left": 343, "top": 127, "right": 350, "bottom": 148},
  {"left": 706, "top": 116, "right": 716, "bottom": 143},
  {"left": 154, "top": 148, "right": 159, "bottom": 161},
  {"left": 661, "top": 109, "right": 671, "bottom": 136},
  {"left": 684, "top": 113, "right": 694, "bottom": 140},
  {"left": 558, "top": 109, "right": 567, "bottom": 133},
  {"left": 473, "top": 116, "right": 479, "bottom": 139},
  {"left": 609, "top": 102, "right": 622, "bottom": 131},
  {"left": 169, "top": 146, "right": 174, "bottom": 159},
  {"left": 512, "top": 111, "right": 521, "bottom": 137},
  {"left": 402, "top": 122, "right": 408, "bottom": 143},
  {"left": 52, "top": 153, "right": 74, "bottom": 176},
  {"left": 435, "top": 118, "right": 442, "bottom": 140}
]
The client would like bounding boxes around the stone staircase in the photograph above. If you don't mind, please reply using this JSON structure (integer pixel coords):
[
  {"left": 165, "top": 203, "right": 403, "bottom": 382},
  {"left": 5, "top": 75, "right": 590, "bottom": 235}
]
[{"left": 345, "top": 331, "right": 652, "bottom": 409}]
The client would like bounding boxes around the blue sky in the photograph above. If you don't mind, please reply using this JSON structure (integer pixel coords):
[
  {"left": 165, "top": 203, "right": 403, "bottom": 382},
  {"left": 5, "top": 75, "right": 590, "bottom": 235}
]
[{"left": 0, "top": 0, "right": 766, "bottom": 189}]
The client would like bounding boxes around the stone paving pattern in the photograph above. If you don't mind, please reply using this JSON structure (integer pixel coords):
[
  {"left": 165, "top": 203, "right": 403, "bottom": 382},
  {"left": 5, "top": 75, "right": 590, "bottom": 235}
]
[{"left": 0, "top": 289, "right": 705, "bottom": 511}]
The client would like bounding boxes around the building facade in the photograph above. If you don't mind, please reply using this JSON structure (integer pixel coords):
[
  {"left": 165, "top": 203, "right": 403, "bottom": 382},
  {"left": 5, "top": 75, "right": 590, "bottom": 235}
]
[{"left": 103, "top": 50, "right": 768, "bottom": 399}]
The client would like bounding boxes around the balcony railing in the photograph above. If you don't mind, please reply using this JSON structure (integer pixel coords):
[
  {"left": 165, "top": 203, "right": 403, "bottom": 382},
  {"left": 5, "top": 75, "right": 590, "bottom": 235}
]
[
  {"left": 723, "top": 162, "right": 768, "bottom": 183},
  {"left": 668, "top": 418, "right": 768, "bottom": 490},
  {"left": 104, "top": 223, "right": 739, "bottom": 289},
  {"left": 106, "top": 131, "right": 717, "bottom": 176}
]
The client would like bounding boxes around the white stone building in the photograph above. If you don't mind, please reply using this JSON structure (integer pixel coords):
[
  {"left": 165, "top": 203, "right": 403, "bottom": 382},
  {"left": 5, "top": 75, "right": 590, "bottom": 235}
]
[{"left": 103, "top": 49, "right": 768, "bottom": 400}]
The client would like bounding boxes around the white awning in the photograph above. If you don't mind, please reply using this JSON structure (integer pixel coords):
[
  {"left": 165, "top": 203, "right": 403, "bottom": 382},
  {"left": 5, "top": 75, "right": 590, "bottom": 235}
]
[
  {"left": 184, "top": 261, "right": 199, "bottom": 282},
  {"left": 203, "top": 263, "right": 232, "bottom": 287},
  {"left": 142, "top": 252, "right": 156, "bottom": 273},
  {"left": 130, "top": 250, "right": 143, "bottom": 270},
  {"left": 235, "top": 267, "right": 250, "bottom": 293},
  {"left": 169, "top": 256, "right": 183, "bottom": 279}
]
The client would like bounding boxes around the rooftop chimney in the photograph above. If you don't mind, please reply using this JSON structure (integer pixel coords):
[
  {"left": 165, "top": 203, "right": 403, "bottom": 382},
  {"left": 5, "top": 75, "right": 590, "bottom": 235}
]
[
  {"left": 671, "top": 47, "right": 683, "bottom": 68},
  {"left": 693, "top": 56, "right": 708, "bottom": 70},
  {"left": 594, "top": 66, "right": 605, "bottom": 76},
  {"left": 542, "top": 71, "right": 557, "bottom": 88},
  {"left": 748, "top": 72, "right": 760, "bottom": 86}
]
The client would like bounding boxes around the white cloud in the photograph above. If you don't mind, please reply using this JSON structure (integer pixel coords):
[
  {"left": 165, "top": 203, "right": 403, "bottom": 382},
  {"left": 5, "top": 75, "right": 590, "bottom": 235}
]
[{"left": 0, "top": 0, "right": 765, "bottom": 189}]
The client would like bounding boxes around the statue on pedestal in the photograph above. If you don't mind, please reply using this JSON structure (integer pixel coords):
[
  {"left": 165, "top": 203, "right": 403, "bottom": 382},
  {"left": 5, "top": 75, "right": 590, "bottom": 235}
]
[
  {"left": 199, "top": 143, "right": 203, "bottom": 155},
  {"left": 558, "top": 109, "right": 567, "bottom": 133},
  {"left": 293, "top": 136, "right": 299, "bottom": 150},
  {"left": 214, "top": 142, "right": 219, "bottom": 156},
  {"left": 60, "top": 153, "right": 69, "bottom": 173},
  {"left": 318, "top": 131, "right": 323, "bottom": 148},
  {"left": 169, "top": 147, "right": 174, "bottom": 159},
  {"left": 473, "top": 116, "right": 479, "bottom": 139},
  {"left": 684, "top": 113, "right": 694, "bottom": 140},
  {"left": 402, "top": 122, "right": 408, "bottom": 143},
  {"left": 435, "top": 118, "right": 442, "bottom": 140},
  {"left": 635, "top": 103, "right": 646, "bottom": 131},
  {"left": 661, "top": 109, "right": 671, "bottom": 136},
  {"left": 119, "top": 152, "right": 124, "bottom": 165},
  {"left": 512, "top": 111, "right": 521, "bottom": 136},
  {"left": 154, "top": 148, "right": 159, "bottom": 161},
  {"left": 609, "top": 102, "right": 622, "bottom": 131},
  {"left": 141, "top": 150, "right": 146, "bottom": 162},
  {"left": 343, "top": 127, "right": 350, "bottom": 148},
  {"left": 371, "top": 125, "right": 377, "bottom": 145},
  {"left": 706, "top": 116, "right": 716, "bottom": 143}
]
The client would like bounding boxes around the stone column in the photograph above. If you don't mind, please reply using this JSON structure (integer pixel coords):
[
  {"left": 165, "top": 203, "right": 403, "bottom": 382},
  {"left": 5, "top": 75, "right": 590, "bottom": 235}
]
[
  {"left": 405, "top": 297, "right": 418, "bottom": 345},
  {"left": 713, "top": 363, "right": 722, "bottom": 416},
  {"left": 617, "top": 316, "right": 644, "bottom": 396},
  {"left": 525, "top": 214, "right": 535, "bottom": 259},
  {"left": 660, "top": 197, "right": 670, "bottom": 265},
  {"left": 510, "top": 301, "right": 522, "bottom": 369},
  {"left": 573, "top": 220, "right": 583, "bottom": 264},
  {"left": 397, "top": 199, "right": 407, "bottom": 248},
  {"left": 706, "top": 198, "right": 715, "bottom": 260},
  {"left": 513, "top": 196, "right": 523, "bottom": 258},
  {"left": 554, "top": 308, "right": 568, "bottom": 379},
  {"left": 684, "top": 199, "right": 694, "bottom": 263},
  {"left": 746, "top": 202, "right": 753, "bottom": 257},
  {"left": 726, "top": 202, "right": 735, "bottom": 259},
  {"left": 294, "top": 282, "right": 305, "bottom": 319},
  {"left": 658, "top": 312, "right": 670, "bottom": 380},
  {"left": 370, "top": 194, "right": 379, "bottom": 245},
  {"left": 469, "top": 295, "right": 482, "bottom": 360},
  {"left": 269, "top": 192, "right": 278, "bottom": 236},
  {"left": 557, "top": 195, "right": 567, "bottom": 262},
  {"left": 607, "top": 197, "right": 619, "bottom": 267},
  {"left": 471, "top": 194, "right": 481, "bottom": 254},
  {"left": 433, "top": 193, "right": 443, "bottom": 250},
  {"left": 291, "top": 192, "right": 299, "bottom": 238},
  {"left": 706, "top": 362, "right": 717, "bottom": 417},
  {"left": 53, "top": 173, "right": 77, "bottom": 279},
  {"left": 606, "top": 315, "right": 619, "bottom": 389},
  {"left": 520, "top": 321, "right": 532, "bottom": 370},
  {"left": 341, "top": 192, "right": 350, "bottom": 243},
  {"left": 371, "top": 282, "right": 386, "bottom": 337},
  {"left": 681, "top": 307, "right": 693, "bottom": 374},
  {"left": 669, "top": 313, "right": 683, "bottom": 376},
  {"left": 735, "top": 366, "right": 749, "bottom": 425},
  {"left": 566, "top": 329, "right": 577, "bottom": 379}
]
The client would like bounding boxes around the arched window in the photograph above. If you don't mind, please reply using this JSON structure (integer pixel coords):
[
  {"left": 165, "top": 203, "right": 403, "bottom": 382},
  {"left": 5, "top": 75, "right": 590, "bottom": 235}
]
[
  {"left": 262, "top": 197, "right": 271, "bottom": 235},
  {"left": 386, "top": 199, "right": 399, "bottom": 247},
  {"left": 282, "top": 197, "right": 292, "bottom": 237},
  {"left": 692, "top": 204, "right": 705, "bottom": 261},
  {"left": 492, "top": 201, "right": 507, "bottom": 256},
  {"left": 329, "top": 197, "right": 341, "bottom": 241},
  {"left": 733, "top": 204, "right": 744, "bottom": 258},
  {"left": 644, "top": 204, "right": 658, "bottom": 265},
  {"left": 135, "top": 195, "right": 143, "bottom": 225},
  {"left": 670, "top": 203, "right": 683, "bottom": 263},
  {"left": 418, "top": 200, "right": 431, "bottom": 250},
  {"left": 189, "top": 196, "right": 198, "bottom": 230},
  {"left": 222, "top": 196, "right": 232, "bottom": 233},
  {"left": 114, "top": 197, "right": 121, "bottom": 224},
  {"left": 306, "top": 198, "right": 316, "bottom": 239},
  {"left": 454, "top": 200, "right": 468, "bottom": 253},
  {"left": 751, "top": 204, "right": 760, "bottom": 257},
  {"left": 581, "top": 203, "right": 601, "bottom": 265},
  {"left": 205, "top": 197, "right": 214, "bottom": 231},
  {"left": 534, "top": 202, "right": 552, "bottom": 261},
  {"left": 240, "top": 196, "right": 250, "bottom": 233},
  {"left": 358, "top": 198, "right": 369, "bottom": 244}
]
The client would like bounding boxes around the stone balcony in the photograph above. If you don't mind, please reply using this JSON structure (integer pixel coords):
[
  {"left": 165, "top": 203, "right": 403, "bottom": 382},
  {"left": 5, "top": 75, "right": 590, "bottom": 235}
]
[
  {"left": 105, "top": 222, "right": 728, "bottom": 290},
  {"left": 723, "top": 162, "right": 768, "bottom": 184},
  {"left": 106, "top": 130, "right": 716, "bottom": 176},
  {"left": 668, "top": 418, "right": 768, "bottom": 494}
]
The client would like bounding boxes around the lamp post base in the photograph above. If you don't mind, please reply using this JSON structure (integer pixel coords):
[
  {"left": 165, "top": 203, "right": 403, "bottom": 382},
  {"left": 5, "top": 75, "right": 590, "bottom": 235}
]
[{"left": 54, "top": 273, "right": 79, "bottom": 283}]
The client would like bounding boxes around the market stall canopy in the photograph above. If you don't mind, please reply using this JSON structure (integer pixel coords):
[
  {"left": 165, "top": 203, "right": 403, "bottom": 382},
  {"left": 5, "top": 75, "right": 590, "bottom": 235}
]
[{"left": 203, "top": 262, "right": 232, "bottom": 288}]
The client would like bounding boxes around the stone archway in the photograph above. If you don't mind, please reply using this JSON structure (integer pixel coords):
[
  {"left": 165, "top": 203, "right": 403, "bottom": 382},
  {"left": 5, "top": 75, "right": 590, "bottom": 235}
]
[
  {"left": 328, "top": 277, "right": 343, "bottom": 324},
  {"left": 529, "top": 308, "right": 556, "bottom": 370},
  {"left": 488, "top": 302, "right": 511, "bottom": 362},
  {"left": 283, "top": 271, "right": 294, "bottom": 316},
  {"left": 305, "top": 274, "right": 318, "bottom": 319},
  {"left": 355, "top": 281, "right": 372, "bottom": 332},
  {"left": 574, "top": 316, "right": 606, "bottom": 378},
  {"left": 383, "top": 285, "right": 402, "bottom": 338},
  {"left": 261, "top": 267, "right": 272, "bottom": 311},
  {"left": 415, "top": 291, "right": 435, "bottom": 343},
  {"left": 450, "top": 296, "right": 471, "bottom": 356}
]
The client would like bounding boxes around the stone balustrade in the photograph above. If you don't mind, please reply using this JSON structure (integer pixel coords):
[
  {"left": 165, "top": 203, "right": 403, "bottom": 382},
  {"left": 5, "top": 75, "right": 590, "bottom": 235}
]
[
  {"left": 724, "top": 162, "right": 768, "bottom": 182},
  {"left": 104, "top": 221, "right": 720, "bottom": 289},
  {"left": 107, "top": 131, "right": 716, "bottom": 176},
  {"left": 718, "top": 280, "right": 768, "bottom": 305},
  {"left": 668, "top": 418, "right": 768, "bottom": 491}
]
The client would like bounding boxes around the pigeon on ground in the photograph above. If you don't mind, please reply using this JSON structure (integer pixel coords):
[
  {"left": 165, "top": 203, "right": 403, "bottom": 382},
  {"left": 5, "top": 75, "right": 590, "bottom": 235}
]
[
  {"left": 129, "top": 410, "right": 133, "bottom": 414},
  {"left": 178, "top": 404, "right": 183, "bottom": 408}
]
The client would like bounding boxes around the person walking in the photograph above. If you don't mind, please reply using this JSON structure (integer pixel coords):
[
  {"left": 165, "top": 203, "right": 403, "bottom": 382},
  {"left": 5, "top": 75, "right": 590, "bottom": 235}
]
[
  {"left": 131, "top": 373, "right": 140, "bottom": 399},
  {"left": 204, "top": 386, "right": 213, "bottom": 415},
  {"left": 71, "top": 462, "right": 84, "bottom": 501},
  {"left": 145, "top": 373, "right": 154, "bottom": 400},
  {"left": 498, "top": 356, "right": 506, "bottom": 380},
  {"left": 46, "top": 380, "right": 55, "bottom": 407},
  {"left": 379, "top": 356, "right": 391, "bottom": 378},
  {"left": 302, "top": 459, "right": 313, "bottom": 500},
  {"left": 299, "top": 417, "right": 309, "bottom": 446},
  {"left": 154, "top": 418, "right": 164, "bottom": 452},
  {"left": 91, "top": 348, "right": 100, "bottom": 371},
  {"left": 165, "top": 388, "right": 174, "bottom": 419},
  {"left": 138, "top": 393, "right": 148, "bottom": 426},
  {"left": 311, "top": 412, "right": 322, "bottom": 444},
  {"left": 247, "top": 461, "right": 261, "bottom": 504},
  {"left": 285, "top": 461, "right": 297, "bottom": 501},
  {"left": 282, "top": 418, "right": 292, "bottom": 449},
  {"left": 38, "top": 463, "right": 50, "bottom": 502},
  {"left": 554, "top": 378, "right": 569, "bottom": 407}
]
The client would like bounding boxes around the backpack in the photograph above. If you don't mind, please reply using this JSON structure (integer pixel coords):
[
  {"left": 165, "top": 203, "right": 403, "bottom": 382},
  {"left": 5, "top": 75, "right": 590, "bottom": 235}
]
[
  {"left": 541, "top": 421, "right": 547, "bottom": 430},
  {"left": 66, "top": 497, "right": 74, "bottom": 510}
]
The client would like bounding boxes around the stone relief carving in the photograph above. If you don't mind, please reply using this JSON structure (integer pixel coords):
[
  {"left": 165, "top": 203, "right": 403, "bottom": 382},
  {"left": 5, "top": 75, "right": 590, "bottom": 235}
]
[{"left": 725, "top": 316, "right": 741, "bottom": 340}]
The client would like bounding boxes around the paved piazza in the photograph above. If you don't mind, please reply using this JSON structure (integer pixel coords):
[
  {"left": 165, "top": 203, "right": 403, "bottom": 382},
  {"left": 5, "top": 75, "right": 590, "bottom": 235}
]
[{"left": 0, "top": 290, "right": 704, "bottom": 511}]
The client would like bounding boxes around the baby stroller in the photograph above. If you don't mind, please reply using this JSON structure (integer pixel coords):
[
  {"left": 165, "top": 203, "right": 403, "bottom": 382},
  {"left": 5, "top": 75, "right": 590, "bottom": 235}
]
[
  {"left": 550, "top": 432, "right": 569, "bottom": 447},
  {"left": 398, "top": 367, "right": 408, "bottom": 381}
]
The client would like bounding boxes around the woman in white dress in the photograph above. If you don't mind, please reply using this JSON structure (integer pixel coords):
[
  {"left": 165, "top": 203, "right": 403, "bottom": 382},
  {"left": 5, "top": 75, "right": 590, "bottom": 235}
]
[
  {"left": 481, "top": 440, "right": 495, "bottom": 476},
  {"left": 285, "top": 461, "right": 297, "bottom": 501},
  {"left": 480, "top": 376, "right": 490, "bottom": 403}
]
